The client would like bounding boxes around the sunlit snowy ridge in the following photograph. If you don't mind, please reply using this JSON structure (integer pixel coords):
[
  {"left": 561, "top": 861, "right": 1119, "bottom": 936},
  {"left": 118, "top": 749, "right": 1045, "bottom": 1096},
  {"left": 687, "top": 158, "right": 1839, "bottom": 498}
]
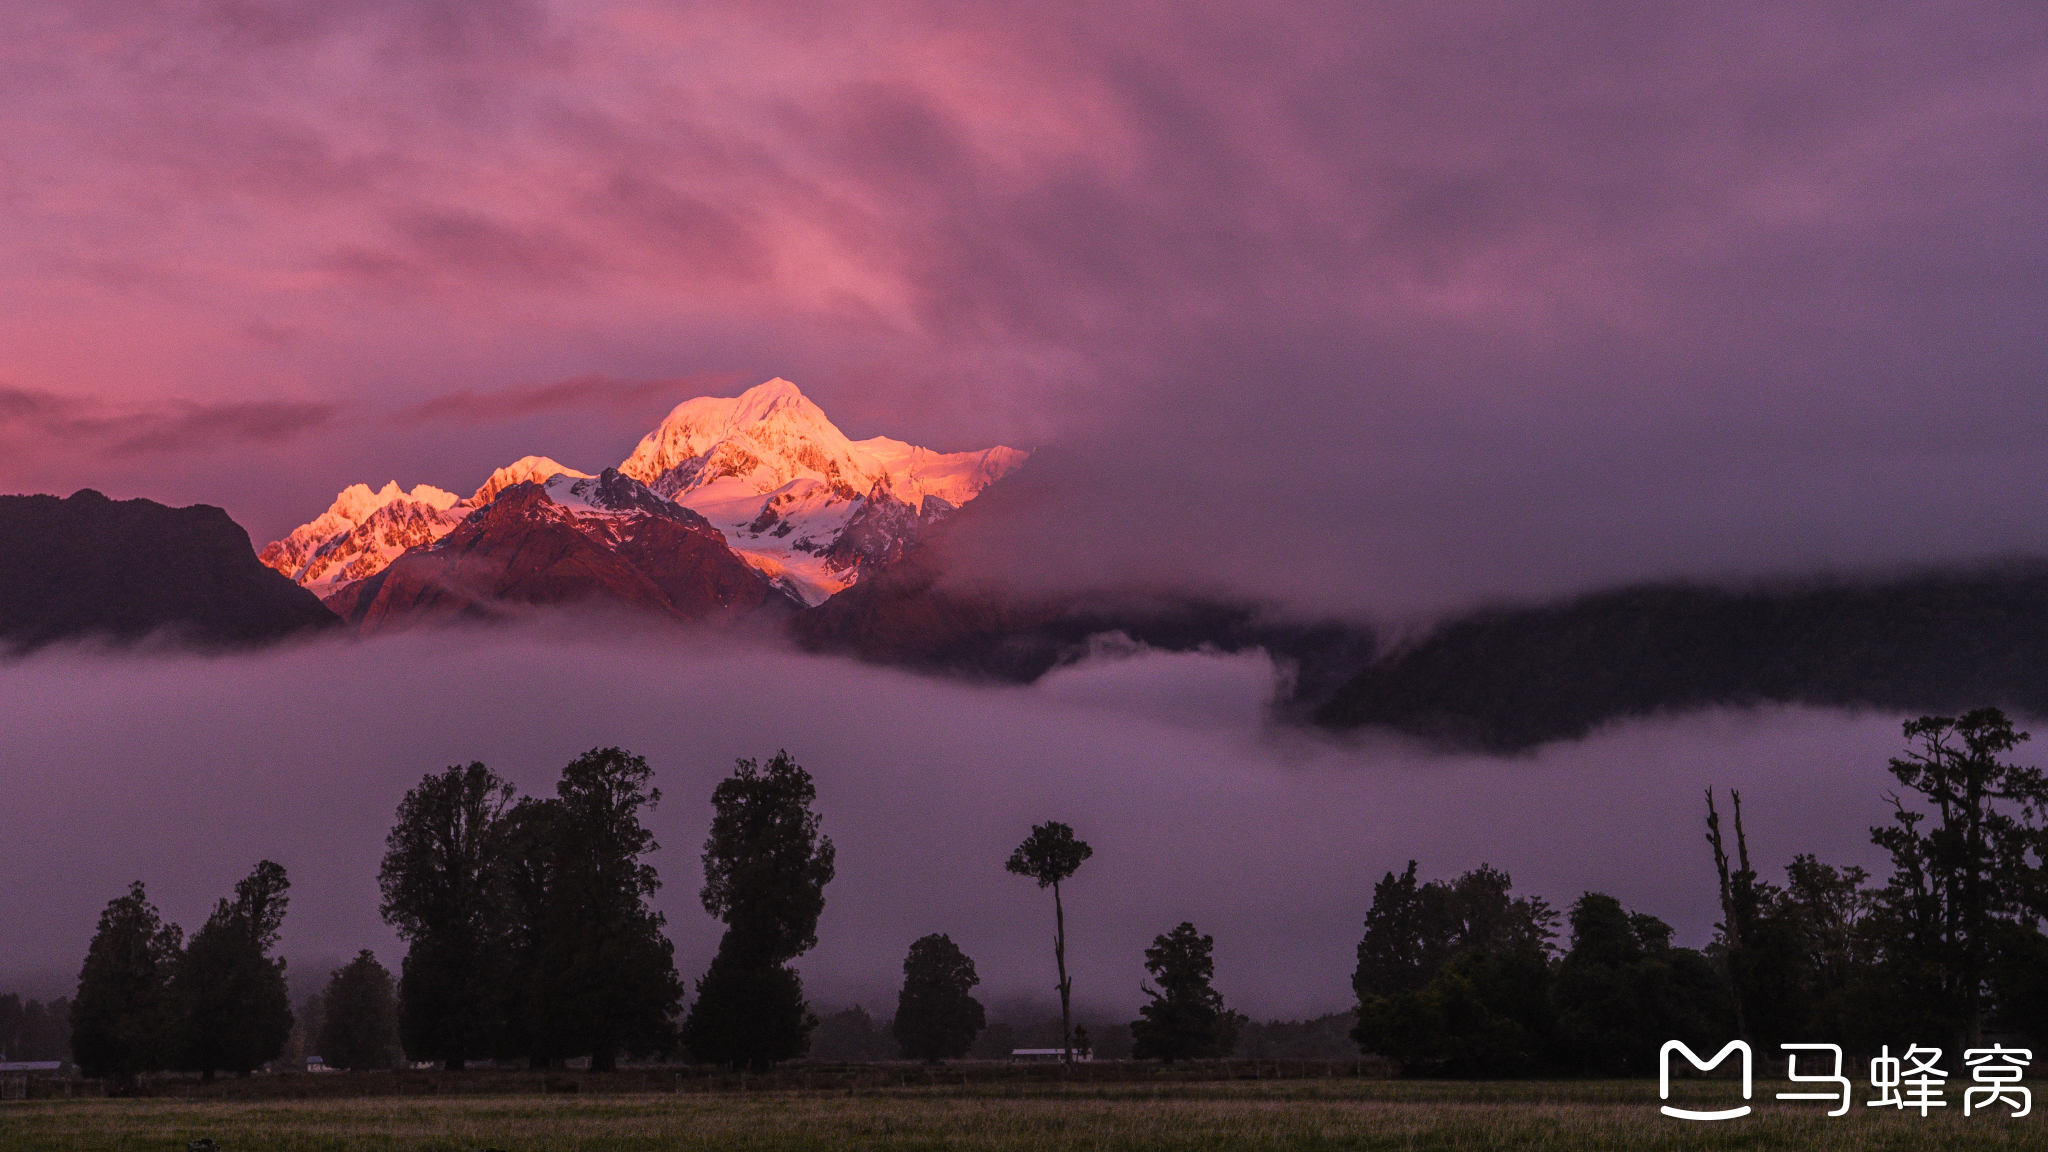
[{"left": 259, "top": 379, "right": 1028, "bottom": 606}]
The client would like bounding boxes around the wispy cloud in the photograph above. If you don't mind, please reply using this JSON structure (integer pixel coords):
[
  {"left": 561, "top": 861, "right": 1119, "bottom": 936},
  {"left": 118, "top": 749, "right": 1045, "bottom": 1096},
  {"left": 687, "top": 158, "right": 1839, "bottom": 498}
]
[
  {"left": 0, "top": 388, "right": 337, "bottom": 458},
  {"left": 391, "top": 372, "right": 747, "bottom": 425}
]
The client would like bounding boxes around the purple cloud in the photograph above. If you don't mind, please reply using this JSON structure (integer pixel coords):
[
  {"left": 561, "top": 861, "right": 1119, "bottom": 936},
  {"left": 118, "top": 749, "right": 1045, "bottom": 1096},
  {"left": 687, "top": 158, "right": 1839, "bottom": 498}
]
[
  {"left": 0, "top": 389, "right": 336, "bottom": 461},
  {"left": 392, "top": 372, "right": 748, "bottom": 426},
  {"left": 0, "top": 0, "right": 2042, "bottom": 617}
]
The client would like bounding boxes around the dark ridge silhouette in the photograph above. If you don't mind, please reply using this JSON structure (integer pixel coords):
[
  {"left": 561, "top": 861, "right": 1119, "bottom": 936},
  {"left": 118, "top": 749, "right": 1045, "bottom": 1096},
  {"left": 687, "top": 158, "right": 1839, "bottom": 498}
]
[
  {"left": 0, "top": 489, "right": 338, "bottom": 652},
  {"left": 1314, "top": 564, "right": 2048, "bottom": 751}
]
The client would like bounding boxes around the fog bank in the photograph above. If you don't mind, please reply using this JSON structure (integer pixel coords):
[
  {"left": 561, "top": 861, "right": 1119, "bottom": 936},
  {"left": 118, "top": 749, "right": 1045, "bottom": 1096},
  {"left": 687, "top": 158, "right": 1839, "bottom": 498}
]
[{"left": 0, "top": 624, "right": 1915, "bottom": 1020}]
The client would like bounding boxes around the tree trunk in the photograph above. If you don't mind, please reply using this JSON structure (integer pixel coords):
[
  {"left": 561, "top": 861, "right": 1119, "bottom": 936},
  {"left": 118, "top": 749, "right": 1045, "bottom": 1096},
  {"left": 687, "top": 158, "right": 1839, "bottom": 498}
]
[
  {"left": 1054, "top": 879, "right": 1073, "bottom": 1064},
  {"left": 593, "top": 1048, "right": 617, "bottom": 1072},
  {"left": 447, "top": 1056, "right": 466, "bottom": 1072},
  {"left": 1704, "top": 789, "right": 1748, "bottom": 1043}
]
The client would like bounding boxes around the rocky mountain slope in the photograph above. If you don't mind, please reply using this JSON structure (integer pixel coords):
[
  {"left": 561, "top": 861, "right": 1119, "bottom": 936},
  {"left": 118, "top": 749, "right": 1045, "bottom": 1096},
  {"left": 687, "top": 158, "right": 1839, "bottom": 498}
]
[
  {"left": 263, "top": 379, "right": 1024, "bottom": 610},
  {"left": 324, "top": 470, "right": 798, "bottom": 634},
  {"left": 1, "top": 490, "right": 337, "bottom": 651}
]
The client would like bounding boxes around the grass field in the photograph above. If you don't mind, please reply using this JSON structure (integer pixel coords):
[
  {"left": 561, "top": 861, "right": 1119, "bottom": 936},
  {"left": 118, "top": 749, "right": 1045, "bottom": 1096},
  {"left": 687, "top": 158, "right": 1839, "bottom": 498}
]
[{"left": 2, "top": 1079, "right": 2041, "bottom": 1151}]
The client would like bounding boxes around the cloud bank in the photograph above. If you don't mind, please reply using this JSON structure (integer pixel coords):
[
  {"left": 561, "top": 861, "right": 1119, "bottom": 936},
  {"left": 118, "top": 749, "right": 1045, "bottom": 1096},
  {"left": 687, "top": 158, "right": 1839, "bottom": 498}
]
[{"left": 0, "top": 626, "right": 1920, "bottom": 1020}]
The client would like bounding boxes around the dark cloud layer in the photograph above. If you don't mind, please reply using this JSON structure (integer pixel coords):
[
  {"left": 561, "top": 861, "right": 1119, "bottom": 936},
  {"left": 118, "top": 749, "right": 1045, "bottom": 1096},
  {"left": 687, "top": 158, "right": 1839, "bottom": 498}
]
[
  {"left": 2, "top": 1, "right": 2045, "bottom": 609},
  {"left": 0, "top": 388, "right": 337, "bottom": 461},
  {"left": 392, "top": 372, "right": 747, "bottom": 426},
  {"left": 0, "top": 627, "right": 1913, "bottom": 1019}
]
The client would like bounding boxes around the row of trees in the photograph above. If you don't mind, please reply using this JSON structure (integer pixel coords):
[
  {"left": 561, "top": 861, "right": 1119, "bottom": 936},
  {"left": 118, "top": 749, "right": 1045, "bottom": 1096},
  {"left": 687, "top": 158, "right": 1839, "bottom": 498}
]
[
  {"left": 1707, "top": 708, "right": 2048, "bottom": 1054},
  {"left": 377, "top": 748, "right": 685, "bottom": 1071},
  {"left": 1350, "top": 708, "right": 2048, "bottom": 1074},
  {"left": 66, "top": 706, "right": 2038, "bottom": 1078},
  {"left": 70, "top": 864, "right": 292, "bottom": 1083},
  {"left": 0, "top": 994, "right": 70, "bottom": 1061}
]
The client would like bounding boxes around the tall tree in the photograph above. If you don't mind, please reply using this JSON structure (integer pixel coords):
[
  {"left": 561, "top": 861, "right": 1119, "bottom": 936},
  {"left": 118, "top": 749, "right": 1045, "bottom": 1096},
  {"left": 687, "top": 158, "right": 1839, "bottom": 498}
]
[
  {"left": 533, "top": 748, "right": 684, "bottom": 1070},
  {"left": 318, "top": 951, "right": 401, "bottom": 1071},
  {"left": 892, "top": 934, "right": 986, "bottom": 1063},
  {"left": 1701, "top": 791, "right": 1824, "bottom": 1048},
  {"left": 1006, "top": 821, "right": 1092, "bottom": 1062},
  {"left": 378, "top": 762, "right": 516, "bottom": 1071},
  {"left": 682, "top": 750, "right": 836, "bottom": 1068},
  {"left": 171, "top": 861, "right": 293, "bottom": 1080},
  {"left": 497, "top": 795, "right": 573, "bottom": 1068},
  {"left": 1130, "top": 922, "right": 1240, "bottom": 1062},
  {"left": 1869, "top": 708, "right": 2048, "bottom": 1047},
  {"left": 1702, "top": 788, "right": 1754, "bottom": 1041},
  {"left": 70, "top": 882, "right": 182, "bottom": 1084},
  {"left": 1353, "top": 862, "right": 1435, "bottom": 999}
]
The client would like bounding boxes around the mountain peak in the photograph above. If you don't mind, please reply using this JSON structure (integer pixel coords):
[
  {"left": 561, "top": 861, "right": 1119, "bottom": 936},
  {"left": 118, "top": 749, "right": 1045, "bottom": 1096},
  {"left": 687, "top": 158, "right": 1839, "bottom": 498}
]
[
  {"left": 262, "top": 376, "right": 1026, "bottom": 611},
  {"left": 618, "top": 377, "right": 847, "bottom": 486},
  {"left": 469, "top": 455, "right": 594, "bottom": 507}
]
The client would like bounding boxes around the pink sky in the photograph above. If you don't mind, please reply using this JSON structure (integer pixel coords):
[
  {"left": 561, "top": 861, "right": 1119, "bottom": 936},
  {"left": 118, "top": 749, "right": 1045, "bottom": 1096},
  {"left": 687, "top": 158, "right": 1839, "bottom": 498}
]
[{"left": 4, "top": 0, "right": 2047, "bottom": 615}]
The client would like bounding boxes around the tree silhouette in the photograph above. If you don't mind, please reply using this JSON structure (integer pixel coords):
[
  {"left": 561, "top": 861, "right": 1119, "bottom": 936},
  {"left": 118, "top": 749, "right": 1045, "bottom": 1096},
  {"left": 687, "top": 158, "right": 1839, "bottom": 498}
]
[
  {"left": 891, "top": 934, "right": 986, "bottom": 1062},
  {"left": 682, "top": 750, "right": 836, "bottom": 1068},
  {"left": 1871, "top": 708, "right": 2048, "bottom": 1048},
  {"left": 379, "top": 762, "right": 515, "bottom": 1071},
  {"left": 70, "top": 882, "right": 182, "bottom": 1084},
  {"left": 1550, "top": 893, "right": 1730, "bottom": 1074},
  {"left": 1130, "top": 922, "right": 1239, "bottom": 1062},
  {"left": 811, "top": 1005, "right": 894, "bottom": 1061},
  {"left": 505, "top": 748, "right": 684, "bottom": 1070},
  {"left": 1350, "top": 863, "right": 1557, "bottom": 1075},
  {"left": 1005, "top": 821, "right": 1092, "bottom": 1062},
  {"left": 318, "top": 951, "right": 401, "bottom": 1071},
  {"left": 171, "top": 861, "right": 293, "bottom": 1081}
]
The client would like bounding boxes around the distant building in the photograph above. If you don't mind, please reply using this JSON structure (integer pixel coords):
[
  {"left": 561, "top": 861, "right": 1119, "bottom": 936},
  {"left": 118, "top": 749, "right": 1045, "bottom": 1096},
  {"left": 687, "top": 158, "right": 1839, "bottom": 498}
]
[
  {"left": 304, "top": 1056, "right": 330, "bottom": 1072},
  {"left": 1010, "top": 1048, "right": 1093, "bottom": 1063},
  {"left": 0, "top": 1062, "right": 65, "bottom": 1101}
]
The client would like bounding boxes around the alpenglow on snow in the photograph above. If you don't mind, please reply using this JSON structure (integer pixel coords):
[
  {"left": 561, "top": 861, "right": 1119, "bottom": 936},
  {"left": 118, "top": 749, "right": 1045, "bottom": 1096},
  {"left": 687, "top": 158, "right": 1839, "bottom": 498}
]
[{"left": 261, "top": 378, "right": 1027, "bottom": 606}]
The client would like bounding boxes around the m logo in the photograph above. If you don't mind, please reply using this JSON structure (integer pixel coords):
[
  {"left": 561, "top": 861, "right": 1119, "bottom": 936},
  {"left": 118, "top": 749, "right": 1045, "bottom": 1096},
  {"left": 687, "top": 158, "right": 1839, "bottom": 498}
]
[{"left": 1660, "top": 1040, "right": 1753, "bottom": 1120}]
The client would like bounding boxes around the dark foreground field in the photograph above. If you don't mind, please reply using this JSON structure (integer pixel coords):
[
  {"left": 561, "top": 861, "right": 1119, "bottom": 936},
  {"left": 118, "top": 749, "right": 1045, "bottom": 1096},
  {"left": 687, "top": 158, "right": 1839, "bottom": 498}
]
[{"left": 2, "top": 1079, "right": 2037, "bottom": 1151}]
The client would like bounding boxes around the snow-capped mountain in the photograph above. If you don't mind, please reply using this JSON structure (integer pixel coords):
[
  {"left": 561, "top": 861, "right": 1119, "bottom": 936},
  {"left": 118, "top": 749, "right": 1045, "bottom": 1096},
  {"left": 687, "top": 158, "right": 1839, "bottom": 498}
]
[
  {"left": 326, "top": 469, "right": 794, "bottom": 633},
  {"left": 621, "top": 379, "right": 1026, "bottom": 602},
  {"left": 260, "top": 378, "right": 1026, "bottom": 610},
  {"left": 470, "top": 455, "right": 595, "bottom": 507},
  {"left": 257, "top": 481, "right": 465, "bottom": 597}
]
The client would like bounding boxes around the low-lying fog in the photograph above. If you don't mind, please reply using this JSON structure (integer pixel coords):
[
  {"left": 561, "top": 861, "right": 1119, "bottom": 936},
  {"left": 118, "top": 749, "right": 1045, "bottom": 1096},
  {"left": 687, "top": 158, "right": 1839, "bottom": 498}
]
[{"left": 0, "top": 623, "right": 1921, "bottom": 1022}]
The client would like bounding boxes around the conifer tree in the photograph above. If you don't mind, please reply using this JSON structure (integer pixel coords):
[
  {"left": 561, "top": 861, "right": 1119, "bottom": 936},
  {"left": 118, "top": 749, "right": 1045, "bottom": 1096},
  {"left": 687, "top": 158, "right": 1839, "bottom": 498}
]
[
  {"left": 891, "top": 934, "right": 986, "bottom": 1062},
  {"left": 70, "top": 882, "right": 182, "bottom": 1084},
  {"left": 171, "top": 861, "right": 293, "bottom": 1080},
  {"left": 682, "top": 750, "right": 835, "bottom": 1068},
  {"left": 1130, "top": 922, "right": 1240, "bottom": 1062},
  {"left": 524, "top": 748, "right": 684, "bottom": 1070},
  {"left": 318, "top": 951, "right": 401, "bottom": 1071},
  {"left": 379, "top": 762, "right": 516, "bottom": 1071}
]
